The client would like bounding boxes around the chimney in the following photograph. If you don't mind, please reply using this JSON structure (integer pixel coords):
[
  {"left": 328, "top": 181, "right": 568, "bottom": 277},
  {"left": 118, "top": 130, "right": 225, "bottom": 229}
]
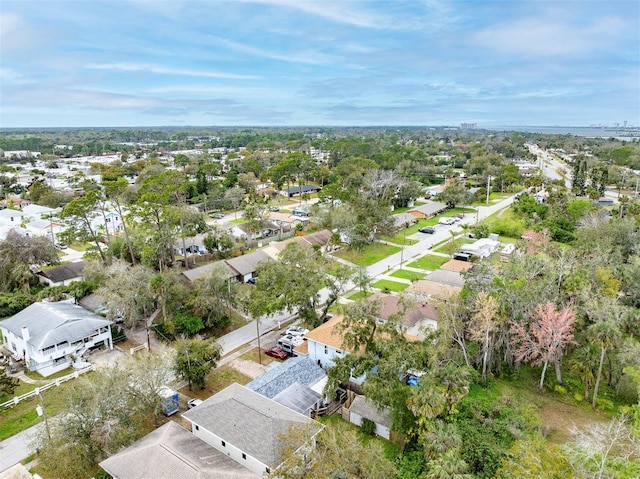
[{"left": 21, "top": 326, "right": 30, "bottom": 342}]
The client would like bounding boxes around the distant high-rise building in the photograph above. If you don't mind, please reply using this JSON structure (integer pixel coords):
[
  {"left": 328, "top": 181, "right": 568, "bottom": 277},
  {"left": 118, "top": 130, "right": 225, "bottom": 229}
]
[
  {"left": 460, "top": 123, "right": 477, "bottom": 130},
  {"left": 624, "top": 120, "right": 628, "bottom": 128}
]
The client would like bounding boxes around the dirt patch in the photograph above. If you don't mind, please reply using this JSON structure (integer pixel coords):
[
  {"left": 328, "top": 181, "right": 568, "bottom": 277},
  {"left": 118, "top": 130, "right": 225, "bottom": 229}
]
[
  {"left": 227, "top": 358, "right": 265, "bottom": 379},
  {"left": 531, "top": 394, "right": 610, "bottom": 444},
  {"left": 90, "top": 348, "right": 126, "bottom": 369}
]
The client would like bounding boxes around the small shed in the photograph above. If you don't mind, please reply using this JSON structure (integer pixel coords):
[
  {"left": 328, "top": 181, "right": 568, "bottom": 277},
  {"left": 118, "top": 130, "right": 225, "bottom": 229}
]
[
  {"left": 348, "top": 395, "right": 392, "bottom": 440},
  {"left": 36, "top": 261, "right": 87, "bottom": 287}
]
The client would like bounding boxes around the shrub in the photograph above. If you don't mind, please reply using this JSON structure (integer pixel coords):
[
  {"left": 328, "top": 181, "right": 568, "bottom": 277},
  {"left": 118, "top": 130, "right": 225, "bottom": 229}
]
[
  {"left": 173, "top": 311, "right": 204, "bottom": 337},
  {"left": 360, "top": 417, "right": 376, "bottom": 436}
]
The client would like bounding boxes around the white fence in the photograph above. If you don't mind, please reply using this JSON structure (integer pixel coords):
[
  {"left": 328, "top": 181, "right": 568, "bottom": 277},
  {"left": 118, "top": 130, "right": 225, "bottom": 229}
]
[{"left": 0, "top": 365, "right": 95, "bottom": 410}]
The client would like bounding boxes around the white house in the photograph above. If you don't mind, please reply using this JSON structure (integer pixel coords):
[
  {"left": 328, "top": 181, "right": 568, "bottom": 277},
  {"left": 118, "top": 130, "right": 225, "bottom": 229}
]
[
  {"left": 0, "top": 209, "right": 27, "bottom": 228},
  {"left": 0, "top": 301, "right": 113, "bottom": 377},
  {"left": 182, "top": 383, "right": 323, "bottom": 477},
  {"left": 293, "top": 315, "right": 349, "bottom": 370},
  {"left": 21, "top": 204, "right": 59, "bottom": 220}
]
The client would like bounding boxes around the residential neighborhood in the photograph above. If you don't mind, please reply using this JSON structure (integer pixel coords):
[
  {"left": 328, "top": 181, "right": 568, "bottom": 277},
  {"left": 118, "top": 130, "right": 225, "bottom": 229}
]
[{"left": 0, "top": 126, "right": 638, "bottom": 479}]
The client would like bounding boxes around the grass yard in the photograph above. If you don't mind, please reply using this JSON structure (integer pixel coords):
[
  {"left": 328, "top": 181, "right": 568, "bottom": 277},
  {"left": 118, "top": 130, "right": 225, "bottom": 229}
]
[
  {"left": 347, "top": 290, "right": 373, "bottom": 301},
  {"left": 229, "top": 218, "right": 248, "bottom": 224},
  {"left": 183, "top": 365, "right": 252, "bottom": 400},
  {"left": 434, "top": 238, "right": 474, "bottom": 254},
  {"left": 407, "top": 254, "right": 449, "bottom": 271},
  {"left": 240, "top": 347, "right": 275, "bottom": 366},
  {"left": 390, "top": 269, "right": 425, "bottom": 281},
  {"left": 0, "top": 375, "right": 92, "bottom": 441},
  {"left": 381, "top": 231, "right": 418, "bottom": 246},
  {"left": 372, "top": 279, "right": 409, "bottom": 293},
  {"left": 333, "top": 243, "right": 401, "bottom": 267}
]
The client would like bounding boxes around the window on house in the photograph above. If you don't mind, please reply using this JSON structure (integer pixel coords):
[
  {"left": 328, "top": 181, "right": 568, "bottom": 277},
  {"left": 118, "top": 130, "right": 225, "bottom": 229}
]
[
  {"left": 266, "top": 467, "right": 270, "bottom": 474},
  {"left": 324, "top": 346, "right": 328, "bottom": 354},
  {"left": 337, "top": 350, "right": 343, "bottom": 355},
  {"left": 242, "top": 453, "right": 247, "bottom": 460},
  {"left": 195, "top": 425, "right": 199, "bottom": 431},
  {"left": 222, "top": 441, "right": 225, "bottom": 447}
]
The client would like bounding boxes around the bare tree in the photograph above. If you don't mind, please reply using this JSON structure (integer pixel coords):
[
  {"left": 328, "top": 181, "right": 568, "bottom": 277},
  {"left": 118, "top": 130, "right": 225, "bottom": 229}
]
[{"left": 468, "top": 292, "right": 501, "bottom": 383}]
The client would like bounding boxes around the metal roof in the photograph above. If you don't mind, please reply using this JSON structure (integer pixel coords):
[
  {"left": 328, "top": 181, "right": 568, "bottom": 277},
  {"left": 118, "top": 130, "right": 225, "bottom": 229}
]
[{"left": 272, "top": 382, "right": 321, "bottom": 415}]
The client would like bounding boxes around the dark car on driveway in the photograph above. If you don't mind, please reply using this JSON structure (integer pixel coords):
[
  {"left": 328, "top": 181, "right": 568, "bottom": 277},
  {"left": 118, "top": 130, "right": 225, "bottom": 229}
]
[
  {"left": 419, "top": 226, "right": 436, "bottom": 234},
  {"left": 265, "top": 347, "right": 289, "bottom": 360}
]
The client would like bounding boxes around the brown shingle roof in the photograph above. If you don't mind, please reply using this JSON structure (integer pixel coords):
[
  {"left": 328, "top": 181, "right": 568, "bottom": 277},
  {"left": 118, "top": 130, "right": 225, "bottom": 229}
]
[
  {"left": 371, "top": 293, "right": 439, "bottom": 327},
  {"left": 406, "top": 280, "right": 461, "bottom": 298}
]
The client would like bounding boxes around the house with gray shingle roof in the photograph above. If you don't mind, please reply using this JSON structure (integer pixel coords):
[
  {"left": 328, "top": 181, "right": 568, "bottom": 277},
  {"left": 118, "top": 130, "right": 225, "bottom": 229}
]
[
  {"left": 0, "top": 300, "right": 113, "bottom": 377},
  {"left": 224, "top": 250, "right": 274, "bottom": 282},
  {"left": 182, "top": 383, "right": 323, "bottom": 477},
  {"left": 408, "top": 201, "right": 447, "bottom": 219},
  {"left": 246, "top": 356, "right": 326, "bottom": 399},
  {"left": 100, "top": 421, "right": 259, "bottom": 479}
]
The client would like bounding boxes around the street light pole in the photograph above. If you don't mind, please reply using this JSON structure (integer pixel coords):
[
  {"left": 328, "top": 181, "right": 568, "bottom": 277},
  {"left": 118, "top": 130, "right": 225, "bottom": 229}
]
[{"left": 399, "top": 228, "right": 406, "bottom": 270}]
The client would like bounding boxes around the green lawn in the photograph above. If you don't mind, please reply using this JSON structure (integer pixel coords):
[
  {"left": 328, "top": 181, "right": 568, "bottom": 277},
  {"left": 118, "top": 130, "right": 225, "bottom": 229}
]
[
  {"left": 333, "top": 243, "right": 401, "bottom": 266},
  {"left": 229, "top": 218, "right": 248, "bottom": 224},
  {"left": 0, "top": 375, "right": 92, "bottom": 441},
  {"left": 380, "top": 231, "right": 418, "bottom": 246},
  {"left": 347, "top": 291, "right": 373, "bottom": 300},
  {"left": 434, "top": 238, "right": 474, "bottom": 254},
  {"left": 407, "top": 254, "right": 449, "bottom": 270},
  {"left": 372, "top": 279, "right": 409, "bottom": 293},
  {"left": 183, "top": 364, "right": 252, "bottom": 400},
  {"left": 390, "top": 269, "right": 425, "bottom": 281}
]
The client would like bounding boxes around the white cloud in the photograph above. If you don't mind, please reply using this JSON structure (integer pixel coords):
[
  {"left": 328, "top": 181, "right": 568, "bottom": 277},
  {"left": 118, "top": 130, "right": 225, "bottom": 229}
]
[
  {"left": 212, "top": 36, "right": 335, "bottom": 65},
  {"left": 238, "top": 0, "right": 388, "bottom": 29},
  {"left": 85, "top": 62, "right": 259, "bottom": 80},
  {"left": 473, "top": 15, "right": 629, "bottom": 57}
]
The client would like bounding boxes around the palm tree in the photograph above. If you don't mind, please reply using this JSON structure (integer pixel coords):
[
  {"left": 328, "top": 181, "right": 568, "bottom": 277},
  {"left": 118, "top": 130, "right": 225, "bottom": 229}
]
[
  {"left": 589, "top": 321, "right": 620, "bottom": 408},
  {"left": 426, "top": 449, "right": 472, "bottom": 479},
  {"left": 568, "top": 344, "right": 598, "bottom": 401}
]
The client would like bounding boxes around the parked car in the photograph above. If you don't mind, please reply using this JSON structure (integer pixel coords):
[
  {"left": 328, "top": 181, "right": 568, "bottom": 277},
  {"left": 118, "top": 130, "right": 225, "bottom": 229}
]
[
  {"left": 208, "top": 212, "right": 224, "bottom": 219},
  {"left": 55, "top": 243, "right": 67, "bottom": 250},
  {"left": 438, "top": 217, "right": 456, "bottom": 225},
  {"left": 265, "top": 347, "right": 289, "bottom": 360},
  {"left": 286, "top": 325, "right": 309, "bottom": 337},
  {"left": 419, "top": 226, "right": 436, "bottom": 234},
  {"left": 269, "top": 206, "right": 280, "bottom": 211},
  {"left": 246, "top": 277, "right": 256, "bottom": 285},
  {"left": 187, "top": 398, "right": 203, "bottom": 409}
]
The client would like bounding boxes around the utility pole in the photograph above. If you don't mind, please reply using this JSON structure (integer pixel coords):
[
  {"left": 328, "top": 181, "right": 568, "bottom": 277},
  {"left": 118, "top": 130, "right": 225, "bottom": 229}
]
[
  {"left": 256, "top": 317, "right": 262, "bottom": 365},
  {"left": 35, "top": 388, "right": 51, "bottom": 440},
  {"left": 486, "top": 176, "right": 491, "bottom": 205}
]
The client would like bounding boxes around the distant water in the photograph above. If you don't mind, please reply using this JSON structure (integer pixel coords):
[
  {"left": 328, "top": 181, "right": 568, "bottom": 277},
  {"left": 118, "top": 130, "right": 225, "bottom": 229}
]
[{"left": 488, "top": 125, "right": 640, "bottom": 141}]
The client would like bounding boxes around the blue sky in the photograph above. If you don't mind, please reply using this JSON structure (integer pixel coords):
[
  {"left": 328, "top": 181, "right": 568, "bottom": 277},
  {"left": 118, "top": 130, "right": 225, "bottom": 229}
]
[{"left": 1, "top": 0, "right": 638, "bottom": 128}]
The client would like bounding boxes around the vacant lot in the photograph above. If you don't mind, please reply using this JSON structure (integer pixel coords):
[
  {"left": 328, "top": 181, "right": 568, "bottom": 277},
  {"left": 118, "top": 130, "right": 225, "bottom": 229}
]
[
  {"left": 333, "top": 243, "right": 401, "bottom": 266},
  {"left": 407, "top": 254, "right": 449, "bottom": 271}
]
